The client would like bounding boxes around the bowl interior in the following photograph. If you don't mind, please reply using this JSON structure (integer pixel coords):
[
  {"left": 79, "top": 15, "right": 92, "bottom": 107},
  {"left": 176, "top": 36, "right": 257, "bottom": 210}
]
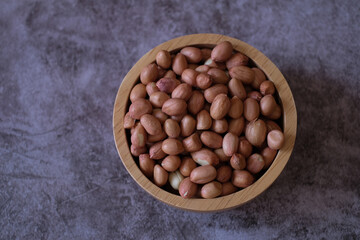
[{"left": 113, "top": 33, "right": 297, "bottom": 212}]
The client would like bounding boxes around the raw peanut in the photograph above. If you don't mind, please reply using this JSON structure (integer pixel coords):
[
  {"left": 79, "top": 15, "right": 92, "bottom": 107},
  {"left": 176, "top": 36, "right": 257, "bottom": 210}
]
[
  {"left": 179, "top": 177, "right": 198, "bottom": 198},
  {"left": 129, "top": 99, "right": 152, "bottom": 119},
  {"left": 195, "top": 65, "right": 210, "bottom": 73},
  {"left": 201, "top": 181, "right": 222, "bottom": 199},
  {"left": 164, "top": 119, "right": 181, "bottom": 138},
  {"left": 204, "top": 102, "right": 211, "bottom": 112},
  {"left": 230, "top": 153, "right": 246, "bottom": 170},
  {"left": 130, "top": 83, "right": 147, "bottom": 102},
  {"left": 139, "top": 154, "right": 155, "bottom": 178},
  {"left": 156, "top": 50, "right": 171, "bottom": 69},
  {"left": 191, "top": 148, "right": 219, "bottom": 166},
  {"left": 181, "top": 68, "right": 198, "bottom": 86},
  {"left": 152, "top": 108, "right": 168, "bottom": 124},
  {"left": 153, "top": 165, "right": 168, "bottom": 187},
  {"left": 226, "top": 52, "right": 249, "bottom": 69},
  {"left": 214, "top": 148, "right": 231, "bottom": 162},
  {"left": 232, "top": 170, "right": 254, "bottom": 188},
  {"left": 201, "top": 48, "right": 212, "bottom": 61},
  {"left": 172, "top": 53, "right": 188, "bottom": 75},
  {"left": 221, "top": 182, "right": 238, "bottom": 196},
  {"left": 211, "top": 41, "right": 233, "bottom": 62},
  {"left": 190, "top": 165, "right": 217, "bottom": 184},
  {"left": 228, "top": 117, "right": 245, "bottom": 136},
  {"left": 131, "top": 123, "right": 147, "bottom": 147},
  {"left": 245, "top": 119, "right": 267, "bottom": 147},
  {"left": 188, "top": 90, "right": 205, "bottom": 115},
  {"left": 216, "top": 165, "right": 232, "bottom": 183},
  {"left": 157, "top": 66, "right": 167, "bottom": 78},
  {"left": 130, "top": 122, "right": 139, "bottom": 135},
  {"left": 164, "top": 70, "right": 176, "bottom": 79},
  {"left": 149, "top": 91, "right": 170, "bottom": 108},
  {"left": 211, "top": 119, "right": 228, "bottom": 134},
  {"left": 247, "top": 91, "right": 263, "bottom": 102},
  {"left": 251, "top": 68, "right": 266, "bottom": 89},
  {"left": 229, "top": 66, "right": 255, "bottom": 85},
  {"left": 161, "top": 155, "right": 181, "bottom": 172},
  {"left": 148, "top": 130, "right": 167, "bottom": 142},
  {"left": 204, "top": 84, "right": 228, "bottom": 103},
  {"left": 146, "top": 82, "right": 159, "bottom": 96},
  {"left": 179, "top": 157, "right": 197, "bottom": 176},
  {"left": 267, "top": 130, "right": 285, "bottom": 150},
  {"left": 204, "top": 58, "right": 227, "bottom": 70},
  {"left": 156, "top": 77, "right": 179, "bottom": 93},
  {"left": 246, "top": 153, "right": 265, "bottom": 174},
  {"left": 223, "top": 132, "right": 239, "bottom": 157},
  {"left": 162, "top": 98, "right": 187, "bottom": 116},
  {"left": 228, "top": 96, "right": 243, "bottom": 118},
  {"left": 140, "top": 63, "right": 158, "bottom": 84},
  {"left": 243, "top": 98, "right": 260, "bottom": 121},
  {"left": 260, "top": 95, "right": 277, "bottom": 116},
  {"left": 140, "top": 114, "right": 162, "bottom": 135},
  {"left": 260, "top": 80, "right": 275, "bottom": 95},
  {"left": 188, "top": 64, "right": 199, "bottom": 70},
  {"left": 130, "top": 145, "right": 147, "bottom": 156},
  {"left": 196, "top": 73, "right": 212, "bottom": 89},
  {"left": 149, "top": 141, "right": 166, "bottom": 159},
  {"left": 162, "top": 138, "right": 184, "bottom": 155},
  {"left": 238, "top": 137, "right": 253, "bottom": 158},
  {"left": 268, "top": 105, "right": 281, "bottom": 120},
  {"left": 169, "top": 170, "right": 184, "bottom": 190},
  {"left": 182, "top": 133, "right": 202, "bottom": 152},
  {"left": 207, "top": 68, "right": 229, "bottom": 84},
  {"left": 200, "top": 131, "right": 223, "bottom": 149},
  {"left": 124, "top": 112, "right": 135, "bottom": 129},
  {"left": 180, "top": 47, "right": 202, "bottom": 63},
  {"left": 196, "top": 109, "right": 212, "bottom": 130},
  {"left": 228, "top": 78, "right": 246, "bottom": 100},
  {"left": 171, "top": 83, "right": 192, "bottom": 101},
  {"left": 210, "top": 94, "right": 231, "bottom": 120},
  {"left": 180, "top": 114, "right": 196, "bottom": 137},
  {"left": 265, "top": 120, "right": 282, "bottom": 133},
  {"left": 171, "top": 112, "right": 187, "bottom": 122},
  {"left": 261, "top": 147, "right": 277, "bottom": 168}
]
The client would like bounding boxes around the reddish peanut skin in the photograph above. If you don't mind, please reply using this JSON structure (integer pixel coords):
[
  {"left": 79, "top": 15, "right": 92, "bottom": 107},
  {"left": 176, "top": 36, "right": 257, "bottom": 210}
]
[
  {"left": 204, "top": 84, "right": 228, "bottom": 103},
  {"left": 161, "top": 155, "right": 181, "bottom": 172},
  {"left": 229, "top": 66, "right": 255, "bottom": 85},
  {"left": 182, "top": 133, "right": 203, "bottom": 152},
  {"left": 162, "top": 138, "right": 184, "bottom": 155},
  {"left": 211, "top": 119, "right": 228, "bottom": 134},
  {"left": 188, "top": 90, "right": 205, "bottom": 115},
  {"left": 232, "top": 170, "right": 254, "bottom": 188},
  {"left": 181, "top": 68, "right": 198, "bottom": 86},
  {"left": 211, "top": 41, "right": 233, "bottom": 62},
  {"left": 228, "top": 117, "right": 245, "bottom": 136},
  {"left": 140, "top": 114, "right": 162, "bottom": 135},
  {"left": 251, "top": 68, "right": 266, "bottom": 89},
  {"left": 243, "top": 98, "right": 260, "bottom": 122},
  {"left": 130, "top": 83, "right": 147, "bottom": 102},
  {"left": 172, "top": 53, "right": 188, "bottom": 75},
  {"left": 226, "top": 52, "right": 249, "bottom": 69},
  {"left": 260, "top": 80, "right": 275, "bottom": 95},
  {"left": 149, "top": 141, "right": 166, "bottom": 159},
  {"left": 146, "top": 82, "right": 159, "bottom": 96},
  {"left": 131, "top": 145, "right": 147, "bottom": 157},
  {"left": 245, "top": 119, "right": 267, "bottom": 147},
  {"left": 140, "top": 63, "right": 158, "bottom": 85},
  {"left": 181, "top": 47, "right": 202, "bottom": 63},
  {"left": 230, "top": 153, "right": 246, "bottom": 170},
  {"left": 228, "top": 78, "right": 247, "bottom": 100},
  {"left": 164, "top": 119, "right": 181, "bottom": 138},
  {"left": 153, "top": 165, "right": 168, "bottom": 187},
  {"left": 172, "top": 83, "right": 192, "bottom": 101},
  {"left": 246, "top": 153, "right": 265, "bottom": 174},
  {"left": 190, "top": 165, "right": 217, "bottom": 184},
  {"left": 179, "top": 177, "right": 198, "bottom": 198},
  {"left": 261, "top": 147, "right": 277, "bottom": 168},
  {"left": 179, "top": 157, "right": 197, "bottom": 177},
  {"left": 139, "top": 154, "right": 155, "bottom": 178},
  {"left": 162, "top": 98, "right": 187, "bottom": 116},
  {"left": 191, "top": 148, "right": 220, "bottom": 166},
  {"left": 221, "top": 182, "right": 238, "bottom": 196},
  {"left": 181, "top": 115, "right": 196, "bottom": 137},
  {"left": 238, "top": 137, "right": 253, "bottom": 158},
  {"left": 207, "top": 68, "right": 229, "bottom": 84},
  {"left": 201, "top": 181, "right": 222, "bottom": 199},
  {"left": 156, "top": 50, "right": 171, "bottom": 69},
  {"left": 216, "top": 165, "right": 232, "bottom": 183},
  {"left": 210, "top": 94, "right": 231, "bottom": 120},
  {"left": 267, "top": 130, "right": 285, "bottom": 150},
  {"left": 200, "top": 131, "right": 223, "bottom": 149},
  {"left": 247, "top": 91, "right": 263, "bottom": 102},
  {"left": 129, "top": 99, "right": 153, "bottom": 119},
  {"left": 223, "top": 132, "right": 239, "bottom": 157}
]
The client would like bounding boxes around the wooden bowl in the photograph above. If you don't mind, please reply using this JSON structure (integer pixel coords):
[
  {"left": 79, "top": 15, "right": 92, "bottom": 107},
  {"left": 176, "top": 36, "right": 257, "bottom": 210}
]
[{"left": 113, "top": 34, "right": 297, "bottom": 212}]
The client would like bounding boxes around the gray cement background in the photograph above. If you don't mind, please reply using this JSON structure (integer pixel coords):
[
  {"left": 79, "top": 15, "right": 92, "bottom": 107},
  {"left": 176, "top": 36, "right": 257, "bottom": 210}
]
[{"left": 0, "top": 0, "right": 359, "bottom": 239}]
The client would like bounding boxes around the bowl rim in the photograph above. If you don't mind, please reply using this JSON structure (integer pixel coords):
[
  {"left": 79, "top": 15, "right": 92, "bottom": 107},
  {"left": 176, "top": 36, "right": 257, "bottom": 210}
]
[{"left": 113, "top": 33, "right": 297, "bottom": 212}]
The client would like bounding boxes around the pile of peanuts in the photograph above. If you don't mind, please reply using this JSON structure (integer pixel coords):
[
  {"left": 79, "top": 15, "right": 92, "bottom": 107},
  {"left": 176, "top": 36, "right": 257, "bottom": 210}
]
[{"left": 124, "top": 41, "right": 285, "bottom": 199}]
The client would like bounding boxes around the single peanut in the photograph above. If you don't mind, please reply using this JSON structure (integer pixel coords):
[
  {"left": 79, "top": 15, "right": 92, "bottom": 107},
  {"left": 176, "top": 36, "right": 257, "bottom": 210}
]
[
  {"left": 149, "top": 141, "right": 166, "bottom": 159},
  {"left": 146, "top": 82, "right": 159, "bottom": 96},
  {"left": 228, "top": 117, "right": 245, "bottom": 136},
  {"left": 131, "top": 123, "right": 147, "bottom": 147},
  {"left": 210, "top": 94, "right": 231, "bottom": 120},
  {"left": 188, "top": 90, "right": 205, "bottom": 115},
  {"left": 130, "top": 83, "right": 147, "bottom": 102},
  {"left": 201, "top": 181, "right": 222, "bottom": 199},
  {"left": 172, "top": 53, "right": 188, "bottom": 75},
  {"left": 149, "top": 91, "right": 170, "bottom": 108},
  {"left": 260, "top": 80, "right": 275, "bottom": 95},
  {"left": 211, "top": 41, "right": 233, "bottom": 62},
  {"left": 169, "top": 170, "right": 184, "bottom": 190},
  {"left": 162, "top": 98, "right": 187, "bottom": 116},
  {"left": 246, "top": 153, "right": 265, "bottom": 174},
  {"left": 216, "top": 165, "right": 232, "bottom": 183},
  {"left": 152, "top": 108, "right": 168, "bottom": 124},
  {"left": 140, "top": 63, "right": 158, "bottom": 84},
  {"left": 251, "top": 68, "right": 266, "bottom": 89},
  {"left": 190, "top": 165, "right": 217, "bottom": 184},
  {"left": 180, "top": 47, "right": 202, "bottom": 63},
  {"left": 171, "top": 83, "right": 192, "bottom": 101},
  {"left": 179, "top": 177, "right": 198, "bottom": 198},
  {"left": 230, "top": 153, "right": 246, "bottom": 170},
  {"left": 156, "top": 50, "right": 171, "bottom": 69},
  {"left": 228, "top": 96, "right": 243, "bottom": 118},
  {"left": 200, "top": 131, "right": 223, "bottom": 149},
  {"left": 226, "top": 52, "right": 249, "bottom": 69},
  {"left": 140, "top": 114, "right": 162, "bottom": 135},
  {"left": 182, "top": 133, "right": 203, "bottom": 152},
  {"left": 162, "top": 138, "right": 184, "bottom": 155},
  {"left": 223, "top": 132, "right": 239, "bottom": 157},
  {"left": 261, "top": 147, "right": 277, "bottom": 168},
  {"left": 196, "top": 73, "right": 212, "bottom": 89},
  {"left": 196, "top": 109, "right": 212, "bottom": 130},
  {"left": 238, "top": 137, "right": 253, "bottom": 158},
  {"left": 245, "top": 119, "right": 267, "bottom": 147},
  {"left": 228, "top": 78, "right": 246, "bottom": 100},
  {"left": 179, "top": 156, "right": 197, "bottom": 177},
  {"left": 153, "top": 165, "right": 168, "bottom": 187},
  {"left": 207, "top": 68, "right": 229, "bottom": 84},
  {"left": 229, "top": 66, "right": 255, "bottom": 85},
  {"left": 191, "top": 148, "right": 220, "bottom": 166},
  {"left": 221, "top": 182, "right": 238, "bottom": 196},
  {"left": 267, "top": 130, "right": 285, "bottom": 150},
  {"left": 139, "top": 154, "right": 155, "bottom": 178},
  {"left": 232, "top": 170, "right": 254, "bottom": 188},
  {"left": 124, "top": 112, "right": 135, "bottom": 129},
  {"left": 204, "top": 84, "right": 228, "bottom": 103},
  {"left": 243, "top": 98, "right": 260, "bottom": 121},
  {"left": 180, "top": 114, "right": 196, "bottom": 137},
  {"left": 211, "top": 119, "right": 228, "bottom": 134},
  {"left": 181, "top": 68, "right": 198, "bottom": 86},
  {"left": 129, "top": 98, "right": 152, "bottom": 119},
  {"left": 164, "top": 119, "right": 181, "bottom": 138}
]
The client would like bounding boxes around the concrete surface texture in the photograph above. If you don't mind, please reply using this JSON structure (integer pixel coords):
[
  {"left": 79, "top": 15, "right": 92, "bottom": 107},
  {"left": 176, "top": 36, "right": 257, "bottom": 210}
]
[{"left": 0, "top": 0, "right": 359, "bottom": 239}]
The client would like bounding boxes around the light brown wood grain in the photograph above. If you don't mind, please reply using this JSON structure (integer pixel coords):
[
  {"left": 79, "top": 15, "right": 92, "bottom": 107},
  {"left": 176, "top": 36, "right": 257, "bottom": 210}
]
[{"left": 113, "top": 34, "right": 297, "bottom": 212}]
